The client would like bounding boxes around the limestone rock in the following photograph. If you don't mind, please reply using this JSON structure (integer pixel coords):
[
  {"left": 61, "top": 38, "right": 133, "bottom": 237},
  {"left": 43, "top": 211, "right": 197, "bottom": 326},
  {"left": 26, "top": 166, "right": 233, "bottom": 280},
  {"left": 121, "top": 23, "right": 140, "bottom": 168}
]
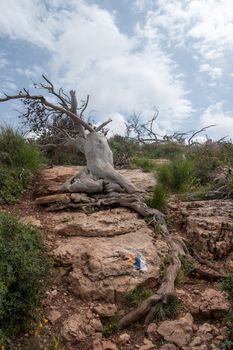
[
  {"left": 198, "top": 289, "right": 230, "bottom": 318},
  {"left": 102, "top": 340, "right": 118, "bottom": 350},
  {"left": 146, "top": 323, "right": 157, "bottom": 335},
  {"left": 54, "top": 209, "right": 146, "bottom": 237},
  {"left": 93, "top": 304, "right": 117, "bottom": 318},
  {"left": 61, "top": 310, "right": 103, "bottom": 342},
  {"left": 118, "top": 333, "right": 130, "bottom": 344},
  {"left": 159, "top": 345, "right": 177, "bottom": 350},
  {"left": 179, "top": 288, "right": 230, "bottom": 318},
  {"left": 47, "top": 309, "right": 61, "bottom": 324},
  {"left": 93, "top": 340, "right": 118, "bottom": 350},
  {"left": 157, "top": 313, "right": 194, "bottom": 347},
  {"left": 51, "top": 208, "right": 168, "bottom": 302},
  {"left": 177, "top": 200, "right": 233, "bottom": 259},
  {"left": 139, "top": 338, "right": 156, "bottom": 350}
]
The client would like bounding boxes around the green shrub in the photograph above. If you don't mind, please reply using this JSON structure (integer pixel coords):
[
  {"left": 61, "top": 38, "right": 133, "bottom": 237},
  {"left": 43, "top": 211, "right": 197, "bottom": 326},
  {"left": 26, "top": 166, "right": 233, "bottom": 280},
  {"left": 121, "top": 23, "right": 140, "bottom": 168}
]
[
  {"left": 0, "top": 212, "right": 51, "bottom": 337},
  {"left": 156, "top": 158, "right": 195, "bottom": 193},
  {"left": 0, "top": 126, "right": 43, "bottom": 171},
  {"left": 125, "top": 285, "right": 152, "bottom": 306},
  {"left": 0, "top": 126, "right": 43, "bottom": 202},
  {"left": 130, "top": 157, "right": 156, "bottom": 173},
  {"left": 149, "top": 184, "right": 168, "bottom": 211},
  {"left": 187, "top": 142, "right": 233, "bottom": 184}
]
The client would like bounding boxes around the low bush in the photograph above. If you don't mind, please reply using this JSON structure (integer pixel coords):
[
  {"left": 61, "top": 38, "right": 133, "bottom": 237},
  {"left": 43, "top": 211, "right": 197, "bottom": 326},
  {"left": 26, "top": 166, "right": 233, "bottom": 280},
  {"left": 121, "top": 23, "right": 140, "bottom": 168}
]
[
  {"left": 156, "top": 158, "right": 195, "bottom": 193},
  {"left": 0, "top": 126, "right": 43, "bottom": 202},
  {"left": 0, "top": 212, "right": 51, "bottom": 338}
]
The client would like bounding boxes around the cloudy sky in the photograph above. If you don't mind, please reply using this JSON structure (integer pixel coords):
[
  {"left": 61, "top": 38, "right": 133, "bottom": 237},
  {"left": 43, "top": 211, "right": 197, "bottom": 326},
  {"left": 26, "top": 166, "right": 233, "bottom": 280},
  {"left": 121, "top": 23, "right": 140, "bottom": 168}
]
[{"left": 0, "top": 0, "right": 233, "bottom": 139}]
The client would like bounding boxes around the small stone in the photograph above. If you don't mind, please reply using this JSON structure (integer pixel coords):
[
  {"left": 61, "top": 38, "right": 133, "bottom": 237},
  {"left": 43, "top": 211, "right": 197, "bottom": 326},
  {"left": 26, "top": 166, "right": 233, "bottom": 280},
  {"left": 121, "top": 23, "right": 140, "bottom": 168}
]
[
  {"left": 139, "top": 338, "right": 156, "bottom": 350},
  {"left": 159, "top": 344, "right": 177, "bottom": 350},
  {"left": 50, "top": 289, "right": 58, "bottom": 297},
  {"left": 189, "top": 336, "right": 202, "bottom": 346},
  {"left": 157, "top": 313, "right": 194, "bottom": 347},
  {"left": 220, "top": 327, "right": 228, "bottom": 337},
  {"left": 94, "top": 304, "right": 117, "bottom": 318},
  {"left": 93, "top": 339, "right": 103, "bottom": 350},
  {"left": 146, "top": 323, "right": 157, "bottom": 335},
  {"left": 47, "top": 310, "right": 61, "bottom": 324},
  {"left": 215, "top": 335, "right": 224, "bottom": 341},
  {"left": 119, "top": 333, "right": 130, "bottom": 344},
  {"left": 102, "top": 340, "right": 118, "bottom": 350}
]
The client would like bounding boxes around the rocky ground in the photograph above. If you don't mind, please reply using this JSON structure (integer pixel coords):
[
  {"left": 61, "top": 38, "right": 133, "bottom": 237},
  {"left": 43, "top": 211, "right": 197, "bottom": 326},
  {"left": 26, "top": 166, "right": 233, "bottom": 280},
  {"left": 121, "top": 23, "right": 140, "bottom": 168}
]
[{"left": 2, "top": 165, "right": 233, "bottom": 350}]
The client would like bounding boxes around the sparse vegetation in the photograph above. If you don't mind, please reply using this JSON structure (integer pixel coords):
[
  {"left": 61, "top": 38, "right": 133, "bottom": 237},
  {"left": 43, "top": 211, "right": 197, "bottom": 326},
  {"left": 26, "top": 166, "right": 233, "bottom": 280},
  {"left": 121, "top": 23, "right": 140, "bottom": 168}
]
[
  {"left": 130, "top": 157, "right": 156, "bottom": 173},
  {"left": 220, "top": 275, "right": 233, "bottom": 347},
  {"left": 0, "top": 212, "right": 51, "bottom": 339},
  {"left": 103, "top": 313, "right": 120, "bottom": 337},
  {"left": 148, "top": 183, "right": 168, "bottom": 211},
  {"left": 153, "top": 298, "right": 180, "bottom": 322},
  {"left": 125, "top": 285, "right": 152, "bottom": 306}
]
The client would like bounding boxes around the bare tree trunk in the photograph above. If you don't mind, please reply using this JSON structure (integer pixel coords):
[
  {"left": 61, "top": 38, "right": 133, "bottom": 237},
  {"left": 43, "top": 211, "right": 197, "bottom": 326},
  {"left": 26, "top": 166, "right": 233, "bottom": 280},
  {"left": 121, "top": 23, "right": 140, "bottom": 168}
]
[{"left": 62, "top": 132, "right": 137, "bottom": 194}]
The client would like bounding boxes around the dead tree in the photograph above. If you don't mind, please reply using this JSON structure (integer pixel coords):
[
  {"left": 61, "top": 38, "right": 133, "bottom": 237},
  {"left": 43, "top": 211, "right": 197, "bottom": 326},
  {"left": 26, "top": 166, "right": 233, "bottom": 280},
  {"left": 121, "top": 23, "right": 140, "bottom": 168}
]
[
  {"left": 0, "top": 75, "right": 163, "bottom": 215},
  {"left": 126, "top": 110, "right": 216, "bottom": 145}
]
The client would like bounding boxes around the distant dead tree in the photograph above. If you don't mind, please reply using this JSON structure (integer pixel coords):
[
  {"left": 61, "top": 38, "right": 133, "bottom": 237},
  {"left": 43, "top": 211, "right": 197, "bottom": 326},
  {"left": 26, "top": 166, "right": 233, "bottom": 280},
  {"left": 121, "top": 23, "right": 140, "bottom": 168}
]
[{"left": 126, "top": 109, "right": 216, "bottom": 145}]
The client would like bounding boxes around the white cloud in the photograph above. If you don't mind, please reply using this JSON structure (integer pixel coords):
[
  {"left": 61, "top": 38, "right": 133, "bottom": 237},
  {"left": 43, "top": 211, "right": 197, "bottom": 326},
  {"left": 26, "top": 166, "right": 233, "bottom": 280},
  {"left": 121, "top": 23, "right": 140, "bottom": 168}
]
[
  {"left": 200, "top": 102, "right": 233, "bottom": 140},
  {"left": 200, "top": 64, "right": 222, "bottom": 80},
  {"left": 0, "top": 0, "right": 193, "bottom": 135},
  {"left": 140, "top": 0, "right": 233, "bottom": 79},
  {"left": 0, "top": 54, "right": 8, "bottom": 68},
  {"left": 106, "top": 112, "right": 126, "bottom": 136}
]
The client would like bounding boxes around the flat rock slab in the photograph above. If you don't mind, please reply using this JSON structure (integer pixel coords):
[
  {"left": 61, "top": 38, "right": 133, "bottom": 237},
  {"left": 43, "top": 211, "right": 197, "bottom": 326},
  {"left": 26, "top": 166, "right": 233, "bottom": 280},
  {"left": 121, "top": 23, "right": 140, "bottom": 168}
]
[
  {"left": 51, "top": 208, "right": 168, "bottom": 302},
  {"left": 36, "top": 166, "right": 166, "bottom": 313}
]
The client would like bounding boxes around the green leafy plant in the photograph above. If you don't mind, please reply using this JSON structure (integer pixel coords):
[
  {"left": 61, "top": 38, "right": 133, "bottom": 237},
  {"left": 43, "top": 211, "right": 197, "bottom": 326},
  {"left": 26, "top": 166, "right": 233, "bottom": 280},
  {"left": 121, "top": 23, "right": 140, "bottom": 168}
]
[
  {"left": 0, "top": 212, "right": 51, "bottom": 338},
  {"left": 0, "top": 126, "right": 43, "bottom": 203},
  {"left": 125, "top": 285, "right": 152, "bottom": 306}
]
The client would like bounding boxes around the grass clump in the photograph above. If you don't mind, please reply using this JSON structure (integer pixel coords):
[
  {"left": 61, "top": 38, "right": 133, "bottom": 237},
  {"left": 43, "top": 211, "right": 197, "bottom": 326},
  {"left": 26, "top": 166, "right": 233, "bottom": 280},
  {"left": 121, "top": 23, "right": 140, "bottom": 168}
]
[
  {"left": 0, "top": 212, "right": 51, "bottom": 339},
  {"left": 0, "top": 126, "right": 43, "bottom": 203},
  {"left": 149, "top": 183, "right": 168, "bottom": 211},
  {"left": 153, "top": 298, "right": 180, "bottom": 322},
  {"left": 103, "top": 313, "right": 120, "bottom": 337},
  {"left": 125, "top": 285, "right": 152, "bottom": 306},
  {"left": 130, "top": 157, "right": 156, "bottom": 173}
]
